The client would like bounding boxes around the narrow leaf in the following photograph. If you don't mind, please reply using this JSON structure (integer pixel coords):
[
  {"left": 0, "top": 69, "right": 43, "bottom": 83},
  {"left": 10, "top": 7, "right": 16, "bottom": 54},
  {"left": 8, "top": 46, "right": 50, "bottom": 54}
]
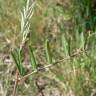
[
  {"left": 61, "top": 33, "right": 69, "bottom": 56},
  {"left": 11, "top": 50, "right": 20, "bottom": 71},
  {"left": 11, "top": 49, "right": 24, "bottom": 76},
  {"left": 17, "top": 48, "right": 24, "bottom": 76},
  {"left": 29, "top": 46, "right": 36, "bottom": 71},
  {"left": 45, "top": 39, "right": 52, "bottom": 64},
  {"left": 80, "top": 32, "right": 85, "bottom": 49}
]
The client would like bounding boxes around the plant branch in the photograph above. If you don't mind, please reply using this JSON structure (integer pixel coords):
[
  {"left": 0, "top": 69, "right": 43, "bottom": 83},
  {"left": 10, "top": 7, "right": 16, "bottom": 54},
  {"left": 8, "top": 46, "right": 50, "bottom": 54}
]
[{"left": 20, "top": 48, "right": 87, "bottom": 80}]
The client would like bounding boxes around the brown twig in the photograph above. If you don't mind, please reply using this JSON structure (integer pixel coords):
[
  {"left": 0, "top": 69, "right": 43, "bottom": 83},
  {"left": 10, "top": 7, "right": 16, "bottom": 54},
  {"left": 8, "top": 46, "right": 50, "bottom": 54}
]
[{"left": 12, "top": 71, "right": 20, "bottom": 96}]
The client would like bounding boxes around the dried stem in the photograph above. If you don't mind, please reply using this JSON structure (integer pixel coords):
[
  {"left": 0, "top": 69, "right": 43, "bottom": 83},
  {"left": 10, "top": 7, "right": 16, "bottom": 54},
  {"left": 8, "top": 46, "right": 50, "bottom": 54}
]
[{"left": 12, "top": 71, "right": 19, "bottom": 96}]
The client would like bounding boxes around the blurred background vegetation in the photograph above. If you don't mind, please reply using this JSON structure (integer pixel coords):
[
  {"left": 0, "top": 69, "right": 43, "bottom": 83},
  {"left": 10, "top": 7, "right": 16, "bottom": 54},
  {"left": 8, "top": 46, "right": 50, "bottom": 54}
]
[
  {"left": 0, "top": 0, "right": 96, "bottom": 96},
  {"left": 0, "top": 0, "right": 73, "bottom": 52}
]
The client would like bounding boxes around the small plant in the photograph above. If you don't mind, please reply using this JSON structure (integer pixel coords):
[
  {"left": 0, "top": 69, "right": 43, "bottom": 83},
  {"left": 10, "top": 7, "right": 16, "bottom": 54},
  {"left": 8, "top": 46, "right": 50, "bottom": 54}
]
[
  {"left": 12, "top": 0, "right": 35, "bottom": 75},
  {"left": 11, "top": 0, "right": 35, "bottom": 96}
]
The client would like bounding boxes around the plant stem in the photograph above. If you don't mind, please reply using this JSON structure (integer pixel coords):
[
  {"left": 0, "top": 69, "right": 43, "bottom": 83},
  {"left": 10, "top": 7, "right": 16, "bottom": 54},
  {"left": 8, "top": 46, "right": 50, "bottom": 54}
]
[{"left": 12, "top": 71, "right": 19, "bottom": 96}]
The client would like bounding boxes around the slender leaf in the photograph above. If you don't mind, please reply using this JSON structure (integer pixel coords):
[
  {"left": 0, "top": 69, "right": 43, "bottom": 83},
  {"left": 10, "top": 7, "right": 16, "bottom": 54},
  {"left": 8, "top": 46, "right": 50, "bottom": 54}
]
[
  {"left": 29, "top": 46, "right": 36, "bottom": 71},
  {"left": 17, "top": 48, "right": 25, "bottom": 76},
  {"left": 80, "top": 32, "right": 85, "bottom": 49},
  {"left": 11, "top": 50, "right": 20, "bottom": 72},
  {"left": 11, "top": 48, "right": 25, "bottom": 76},
  {"left": 61, "top": 33, "right": 69, "bottom": 56},
  {"left": 45, "top": 39, "right": 52, "bottom": 64}
]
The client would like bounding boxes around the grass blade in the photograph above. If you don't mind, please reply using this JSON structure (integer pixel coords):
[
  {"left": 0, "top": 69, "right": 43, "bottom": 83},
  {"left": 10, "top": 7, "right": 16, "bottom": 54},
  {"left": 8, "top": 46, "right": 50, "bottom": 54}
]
[
  {"left": 11, "top": 50, "right": 20, "bottom": 72},
  {"left": 45, "top": 39, "right": 52, "bottom": 64},
  {"left": 17, "top": 48, "right": 25, "bottom": 76},
  {"left": 61, "top": 33, "right": 69, "bottom": 56},
  {"left": 29, "top": 46, "right": 36, "bottom": 71},
  {"left": 80, "top": 32, "right": 85, "bottom": 49},
  {"left": 11, "top": 48, "right": 25, "bottom": 76}
]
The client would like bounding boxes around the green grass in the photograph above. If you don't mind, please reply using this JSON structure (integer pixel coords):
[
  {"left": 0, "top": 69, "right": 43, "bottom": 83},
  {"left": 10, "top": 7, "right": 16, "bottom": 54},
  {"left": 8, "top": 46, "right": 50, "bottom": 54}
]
[{"left": 0, "top": 0, "right": 96, "bottom": 96}]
